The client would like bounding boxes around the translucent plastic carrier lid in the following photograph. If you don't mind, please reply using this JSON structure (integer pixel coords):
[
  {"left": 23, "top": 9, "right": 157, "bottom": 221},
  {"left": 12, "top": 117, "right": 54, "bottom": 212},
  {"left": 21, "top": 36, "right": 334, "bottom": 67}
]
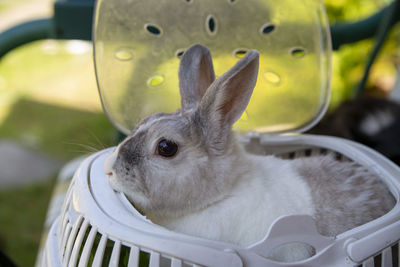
[{"left": 93, "top": 0, "right": 331, "bottom": 135}]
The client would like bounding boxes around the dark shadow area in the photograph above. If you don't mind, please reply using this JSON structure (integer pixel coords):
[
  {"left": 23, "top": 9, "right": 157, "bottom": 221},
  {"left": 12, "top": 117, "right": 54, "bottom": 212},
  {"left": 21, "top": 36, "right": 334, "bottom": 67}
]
[{"left": 309, "top": 95, "right": 400, "bottom": 166}]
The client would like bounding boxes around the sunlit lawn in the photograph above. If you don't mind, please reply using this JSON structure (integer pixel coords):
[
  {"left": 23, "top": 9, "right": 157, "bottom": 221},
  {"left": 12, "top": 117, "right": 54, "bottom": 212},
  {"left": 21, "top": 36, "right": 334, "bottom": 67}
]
[{"left": 0, "top": 40, "right": 116, "bottom": 266}]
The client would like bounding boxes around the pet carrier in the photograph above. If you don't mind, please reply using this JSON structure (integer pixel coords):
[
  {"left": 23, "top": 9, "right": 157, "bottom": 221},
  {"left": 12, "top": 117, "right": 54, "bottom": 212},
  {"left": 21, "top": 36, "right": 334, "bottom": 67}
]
[{"left": 39, "top": 135, "right": 400, "bottom": 267}]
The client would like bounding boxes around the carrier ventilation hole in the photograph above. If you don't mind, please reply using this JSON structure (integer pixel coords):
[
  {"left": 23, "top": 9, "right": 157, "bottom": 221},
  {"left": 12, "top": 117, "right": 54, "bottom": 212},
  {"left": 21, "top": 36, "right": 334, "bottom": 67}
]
[
  {"left": 114, "top": 48, "right": 134, "bottom": 61},
  {"left": 185, "top": 0, "right": 192, "bottom": 2},
  {"left": 206, "top": 15, "right": 217, "bottom": 35},
  {"left": 263, "top": 71, "right": 281, "bottom": 84},
  {"left": 101, "top": 239, "right": 115, "bottom": 266},
  {"left": 147, "top": 75, "right": 164, "bottom": 86},
  {"left": 392, "top": 243, "right": 399, "bottom": 266},
  {"left": 160, "top": 256, "right": 172, "bottom": 266},
  {"left": 234, "top": 49, "right": 247, "bottom": 58},
  {"left": 260, "top": 23, "right": 275, "bottom": 35},
  {"left": 145, "top": 23, "right": 162, "bottom": 36},
  {"left": 175, "top": 49, "right": 185, "bottom": 59},
  {"left": 229, "top": 0, "right": 237, "bottom": 3},
  {"left": 118, "top": 245, "right": 131, "bottom": 265},
  {"left": 290, "top": 47, "right": 306, "bottom": 58},
  {"left": 139, "top": 250, "right": 151, "bottom": 266},
  {"left": 335, "top": 152, "right": 343, "bottom": 161},
  {"left": 373, "top": 254, "right": 382, "bottom": 267}
]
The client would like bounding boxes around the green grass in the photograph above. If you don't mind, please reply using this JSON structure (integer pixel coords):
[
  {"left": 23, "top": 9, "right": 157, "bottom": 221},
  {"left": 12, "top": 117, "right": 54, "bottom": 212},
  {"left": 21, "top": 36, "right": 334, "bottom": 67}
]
[
  {"left": 0, "top": 178, "right": 56, "bottom": 267},
  {"left": 0, "top": 98, "right": 116, "bottom": 160}
]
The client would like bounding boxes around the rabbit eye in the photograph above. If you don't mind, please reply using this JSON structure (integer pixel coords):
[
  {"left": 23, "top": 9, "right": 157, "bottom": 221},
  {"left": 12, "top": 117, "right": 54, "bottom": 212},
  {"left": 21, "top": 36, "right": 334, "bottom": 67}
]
[{"left": 157, "top": 139, "right": 178, "bottom": 157}]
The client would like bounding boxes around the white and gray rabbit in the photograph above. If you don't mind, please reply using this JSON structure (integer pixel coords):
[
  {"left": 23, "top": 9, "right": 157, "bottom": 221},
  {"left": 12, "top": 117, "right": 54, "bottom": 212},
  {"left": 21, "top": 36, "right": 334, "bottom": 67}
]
[{"left": 105, "top": 44, "right": 395, "bottom": 261}]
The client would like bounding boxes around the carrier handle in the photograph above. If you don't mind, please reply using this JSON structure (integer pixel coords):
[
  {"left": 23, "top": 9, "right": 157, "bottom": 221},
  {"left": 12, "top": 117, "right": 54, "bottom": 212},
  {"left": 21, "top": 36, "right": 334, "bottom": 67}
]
[{"left": 346, "top": 219, "right": 400, "bottom": 263}]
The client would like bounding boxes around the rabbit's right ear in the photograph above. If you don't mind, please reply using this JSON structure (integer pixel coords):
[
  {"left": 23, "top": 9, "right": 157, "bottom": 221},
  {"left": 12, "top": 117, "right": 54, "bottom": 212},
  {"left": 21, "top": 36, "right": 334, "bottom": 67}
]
[{"left": 179, "top": 44, "right": 216, "bottom": 110}]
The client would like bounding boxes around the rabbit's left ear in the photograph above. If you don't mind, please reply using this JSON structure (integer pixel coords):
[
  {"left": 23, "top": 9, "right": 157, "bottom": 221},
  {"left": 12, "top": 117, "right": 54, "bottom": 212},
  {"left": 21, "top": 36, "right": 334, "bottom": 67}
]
[
  {"left": 198, "top": 50, "right": 259, "bottom": 127},
  {"left": 194, "top": 50, "right": 259, "bottom": 153},
  {"left": 179, "top": 44, "right": 216, "bottom": 110}
]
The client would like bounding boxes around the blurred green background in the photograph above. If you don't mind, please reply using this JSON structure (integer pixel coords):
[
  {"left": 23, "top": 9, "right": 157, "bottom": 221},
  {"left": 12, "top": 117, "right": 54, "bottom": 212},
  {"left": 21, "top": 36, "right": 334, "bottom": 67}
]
[
  {"left": 0, "top": 0, "right": 115, "bottom": 266},
  {"left": 0, "top": 0, "right": 399, "bottom": 266},
  {"left": 325, "top": 0, "right": 400, "bottom": 106}
]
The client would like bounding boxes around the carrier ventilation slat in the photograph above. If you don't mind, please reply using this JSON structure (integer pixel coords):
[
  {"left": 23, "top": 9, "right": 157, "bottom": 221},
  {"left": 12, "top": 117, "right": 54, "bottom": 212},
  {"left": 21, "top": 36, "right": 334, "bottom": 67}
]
[
  {"left": 92, "top": 234, "right": 108, "bottom": 267},
  {"left": 109, "top": 240, "right": 121, "bottom": 266},
  {"left": 149, "top": 251, "right": 160, "bottom": 267},
  {"left": 77, "top": 226, "right": 98, "bottom": 267},
  {"left": 381, "top": 247, "right": 392, "bottom": 266},
  {"left": 128, "top": 246, "right": 140, "bottom": 267},
  {"left": 362, "top": 257, "right": 374, "bottom": 267},
  {"left": 59, "top": 180, "right": 74, "bottom": 236},
  {"left": 60, "top": 223, "right": 72, "bottom": 259},
  {"left": 63, "top": 215, "right": 84, "bottom": 266},
  {"left": 68, "top": 219, "right": 89, "bottom": 267},
  {"left": 171, "top": 258, "right": 183, "bottom": 267},
  {"left": 59, "top": 215, "right": 70, "bottom": 248}
]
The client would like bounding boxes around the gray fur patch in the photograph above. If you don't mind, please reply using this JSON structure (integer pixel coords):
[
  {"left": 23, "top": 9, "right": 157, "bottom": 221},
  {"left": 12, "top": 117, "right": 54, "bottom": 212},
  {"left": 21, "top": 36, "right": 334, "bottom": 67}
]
[
  {"left": 119, "top": 131, "right": 146, "bottom": 165},
  {"left": 293, "top": 155, "right": 396, "bottom": 236}
]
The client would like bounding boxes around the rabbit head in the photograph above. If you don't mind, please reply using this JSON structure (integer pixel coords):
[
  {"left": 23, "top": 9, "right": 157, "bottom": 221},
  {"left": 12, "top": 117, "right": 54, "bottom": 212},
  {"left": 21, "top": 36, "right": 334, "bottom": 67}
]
[{"left": 105, "top": 44, "right": 259, "bottom": 219}]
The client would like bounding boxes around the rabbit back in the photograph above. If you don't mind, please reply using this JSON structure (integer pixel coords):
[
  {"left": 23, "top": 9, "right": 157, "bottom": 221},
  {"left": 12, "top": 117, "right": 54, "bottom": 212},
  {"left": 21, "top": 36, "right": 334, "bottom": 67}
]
[{"left": 293, "top": 155, "right": 396, "bottom": 237}]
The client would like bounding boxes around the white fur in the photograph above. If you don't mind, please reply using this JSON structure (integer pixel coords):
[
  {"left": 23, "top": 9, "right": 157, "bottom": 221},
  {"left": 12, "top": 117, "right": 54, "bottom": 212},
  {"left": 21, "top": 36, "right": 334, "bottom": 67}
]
[
  {"left": 148, "top": 154, "right": 314, "bottom": 247},
  {"left": 105, "top": 142, "right": 315, "bottom": 247}
]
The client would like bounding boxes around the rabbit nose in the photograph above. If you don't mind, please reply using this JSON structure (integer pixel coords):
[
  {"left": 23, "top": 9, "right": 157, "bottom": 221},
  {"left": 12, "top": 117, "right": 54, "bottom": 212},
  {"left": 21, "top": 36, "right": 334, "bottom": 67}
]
[
  {"left": 104, "top": 163, "right": 114, "bottom": 177},
  {"left": 104, "top": 149, "right": 118, "bottom": 176}
]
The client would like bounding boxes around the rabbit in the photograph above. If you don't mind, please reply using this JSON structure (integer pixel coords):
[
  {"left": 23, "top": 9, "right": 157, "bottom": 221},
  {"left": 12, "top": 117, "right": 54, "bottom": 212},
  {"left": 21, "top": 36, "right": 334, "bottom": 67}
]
[{"left": 104, "top": 44, "right": 395, "bottom": 262}]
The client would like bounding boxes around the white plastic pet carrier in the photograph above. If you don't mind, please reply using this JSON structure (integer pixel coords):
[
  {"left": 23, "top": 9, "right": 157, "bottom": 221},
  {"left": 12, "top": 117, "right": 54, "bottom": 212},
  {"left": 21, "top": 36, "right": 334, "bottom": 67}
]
[{"left": 38, "top": 0, "right": 400, "bottom": 266}]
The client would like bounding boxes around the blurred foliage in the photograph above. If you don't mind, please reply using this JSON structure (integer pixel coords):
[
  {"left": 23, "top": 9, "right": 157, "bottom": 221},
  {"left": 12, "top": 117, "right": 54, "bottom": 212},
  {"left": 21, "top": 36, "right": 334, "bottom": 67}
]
[
  {"left": 324, "top": 0, "right": 400, "bottom": 108},
  {"left": 0, "top": 40, "right": 116, "bottom": 159},
  {"left": 325, "top": 0, "right": 387, "bottom": 21},
  {"left": 0, "top": 0, "right": 26, "bottom": 12}
]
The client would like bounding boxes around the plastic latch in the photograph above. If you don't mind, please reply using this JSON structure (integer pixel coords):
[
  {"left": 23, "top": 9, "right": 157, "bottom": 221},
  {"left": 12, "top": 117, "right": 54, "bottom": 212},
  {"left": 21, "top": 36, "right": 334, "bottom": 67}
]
[{"left": 249, "top": 214, "right": 334, "bottom": 259}]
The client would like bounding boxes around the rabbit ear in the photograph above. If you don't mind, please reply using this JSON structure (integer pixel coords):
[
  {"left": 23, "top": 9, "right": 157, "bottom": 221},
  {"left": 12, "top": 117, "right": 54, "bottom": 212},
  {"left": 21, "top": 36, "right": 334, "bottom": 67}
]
[
  {"left": 197, "top": 50, "right": 259, "bottom": 129},
  {"left": 179, "top": 44, "right": 216, "bottom": 110}
]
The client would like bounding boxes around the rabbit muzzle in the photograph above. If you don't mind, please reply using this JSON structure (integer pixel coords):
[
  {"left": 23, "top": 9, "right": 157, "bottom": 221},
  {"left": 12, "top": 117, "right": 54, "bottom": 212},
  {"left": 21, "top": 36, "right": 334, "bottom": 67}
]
[{"left": 104, "top": 148, "right": 118, "bottom": 177}]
